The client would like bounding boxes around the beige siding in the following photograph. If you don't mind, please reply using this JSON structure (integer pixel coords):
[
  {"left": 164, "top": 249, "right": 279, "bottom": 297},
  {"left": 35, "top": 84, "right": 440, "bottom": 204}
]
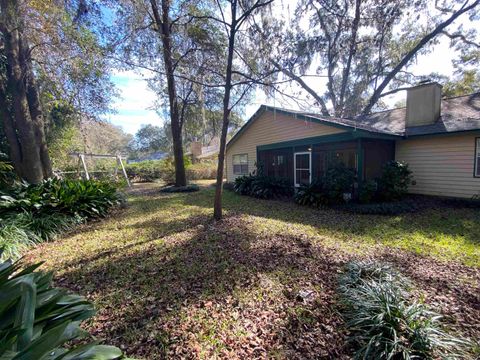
[
  {"left": 395, "top": 133, "right": 480, "bottom": 198},
  {"left": 225, "top": 111, "right": 345, "bottom": 182}
]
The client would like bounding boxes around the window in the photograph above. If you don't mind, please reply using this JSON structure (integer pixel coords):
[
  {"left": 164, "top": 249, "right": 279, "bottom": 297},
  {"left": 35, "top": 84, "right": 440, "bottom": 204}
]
[
  {"left": 475, "top": 138, "right": 480, "bottom": 177},
  {"left": 233, "top": 154, "right": 248, "bottom": 175}
]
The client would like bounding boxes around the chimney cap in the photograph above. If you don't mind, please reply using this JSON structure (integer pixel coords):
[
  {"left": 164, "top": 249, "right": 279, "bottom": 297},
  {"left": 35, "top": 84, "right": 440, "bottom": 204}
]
[{"left": 409, "top": 80, "right": 443, "bottom": 90}]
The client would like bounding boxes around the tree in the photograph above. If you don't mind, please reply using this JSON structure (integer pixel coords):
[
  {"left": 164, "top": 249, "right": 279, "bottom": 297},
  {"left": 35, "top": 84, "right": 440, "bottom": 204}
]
[
  {"left": 0, "top": 0, "right": 52, "bottom": 183},
  {"left": 131, "top": 124, "right": 169, "bottom": 154},
  {"left": 207, "top": 0, "right": 275, "bottom": 220},
  {"left": 0, "top": 0, "right": 116, "bottom": 182},
  {"left": 273, "top": 0, "right": 480, "bottom": 117},
  {"left": 107, "top": 0, "right": 225, "bottom": 187}
]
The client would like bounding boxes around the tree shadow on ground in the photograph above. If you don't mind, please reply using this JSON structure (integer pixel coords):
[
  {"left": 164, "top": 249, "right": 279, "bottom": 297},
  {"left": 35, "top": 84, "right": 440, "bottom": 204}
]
[
  {"left": 179, "top": 188, "right": 480, "bottom": 250},
  {"left": 58, "top": 213, "right": 351, "bottom": 359},
  {"left": 51, "top": 185, "right": 479, "bottom": 359}
]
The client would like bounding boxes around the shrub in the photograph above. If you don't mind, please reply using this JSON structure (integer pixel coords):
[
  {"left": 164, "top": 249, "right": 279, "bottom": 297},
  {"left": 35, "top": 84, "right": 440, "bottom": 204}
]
[
  {"left": 0, "top": 178, "right": 121, "bottom": 258},
  {"left": 125, "top": 160, "right": 163, "bottom": 182},
  {"left": 338, "top": 260, "right": 471, "bottom": 359},
  {"left": 323, "top": 161, "right": 356, "bottom": 203},
  {"left": 187, "top": 162, "right": 217, "bottom": 180},
  {"left": 0, "top": 254, "right": 127, "bottom": 359},
  {"left": 358, "top": 180, "right": 377, "bottom": 204},
  {"left": 294, "top": 180, "right": 329, "bottom": 207},
  {"left": 249, "top": 176, "right": 292, "bottom": 199},
  {"left": 378, "top": 161, "right": 412, "bottom": 201},
  {"left": 233, "top": 174, "right": 256, "bottom": 195},
  {"left": 0, "top": 178, "right": 121, "bottom": 219}
]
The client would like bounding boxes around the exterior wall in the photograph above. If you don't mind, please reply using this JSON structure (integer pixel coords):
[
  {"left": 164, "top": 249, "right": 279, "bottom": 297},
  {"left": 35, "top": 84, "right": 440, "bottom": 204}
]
[
  {"left": 395, "top": 133, "right": 480, "bottom": 198},
  {"left": 226, "top": 111, "right": 345, "bottom": 182}
]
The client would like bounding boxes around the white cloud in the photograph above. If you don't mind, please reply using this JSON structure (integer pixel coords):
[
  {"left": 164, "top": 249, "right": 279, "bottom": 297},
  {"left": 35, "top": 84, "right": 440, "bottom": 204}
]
[{"left": 104, "top": 70, "right": 163, "bottom": 134}]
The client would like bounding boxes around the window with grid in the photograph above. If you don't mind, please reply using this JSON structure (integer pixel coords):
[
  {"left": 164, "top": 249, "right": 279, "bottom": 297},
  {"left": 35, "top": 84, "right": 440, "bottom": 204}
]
[{"left": 233, "top": 154, "right": 248, "bottom": 175}]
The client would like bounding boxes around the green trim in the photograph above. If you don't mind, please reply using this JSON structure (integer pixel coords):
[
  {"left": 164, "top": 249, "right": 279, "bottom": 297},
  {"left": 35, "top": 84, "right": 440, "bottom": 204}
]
[
  {"left": 357, "top": 138, "right": 364, "bottom": 188},
  {"left": 256, "top": 132, "right": 396, "bottom": 152},
  {"left": 227, "top": 105, "right": 401, "bottom": 150},
  {"left": 406, "top": 129, "right": 480, "bottom": 139},
  {"left": 475, "top": 137, "right": 480, "bottom": 178}
]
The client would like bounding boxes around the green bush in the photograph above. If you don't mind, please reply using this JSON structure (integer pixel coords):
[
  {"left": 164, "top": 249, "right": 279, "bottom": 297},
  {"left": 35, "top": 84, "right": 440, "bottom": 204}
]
[
  {"left": 0, "top": 178, "right": 121, "bottom": 259},
  {"left": 294, "top": 180, "right": 329, "bottom": 207},
  {"left": 250, "top": 176, "right": 293, "bottom": 199},
  {"left": 378, "top": 161, "right": 413, "bottom": 201},
  {"left": 323, "top": 161, "right": 356, "bottom": 203},
  {"left": 234, "top": 175, "right": 292, "bottom": 199},
  {"left": 233, "top": 174, "right": 256, "bottom": 195},
  {"left": 187, "top": 161, "right": 217, "bottom": 180},
  {"left": 294, "top": 162, "right": 356, "bottom": 207},
  {"left": 0, "top": 254, "right": 128, "bottom": 359},
  {"left": 338, "top": 260, "right": 471, "bottom": 359},
  {"left": 358, "top": 180, "right": 377, "bottom": 204},
  {"left": 125, "top": 160, "right": 163, "bottom": 182},
  {"left": 0, "top": 178, "right": 121, "bottom": 219}
]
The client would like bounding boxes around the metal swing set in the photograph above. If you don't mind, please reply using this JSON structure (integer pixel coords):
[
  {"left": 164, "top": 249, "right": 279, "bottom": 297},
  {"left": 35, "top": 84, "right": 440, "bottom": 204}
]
[{"left": 62, "top": 152, "right": 131, "bottom": 187}]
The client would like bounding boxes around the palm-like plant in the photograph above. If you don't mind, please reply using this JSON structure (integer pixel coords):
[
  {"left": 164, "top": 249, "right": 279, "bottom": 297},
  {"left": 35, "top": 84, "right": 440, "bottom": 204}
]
[
  {"left": 338, "top": 261, "right": 472, "bottom": 359},
  {"left": 0, "top": 253, "right": 129, "bottom": 359}
]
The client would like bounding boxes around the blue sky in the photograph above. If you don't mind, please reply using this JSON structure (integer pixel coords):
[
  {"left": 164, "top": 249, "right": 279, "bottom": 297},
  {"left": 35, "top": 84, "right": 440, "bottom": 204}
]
[{"left": 105, "top": 37, "right": 457, "bottom": 135}]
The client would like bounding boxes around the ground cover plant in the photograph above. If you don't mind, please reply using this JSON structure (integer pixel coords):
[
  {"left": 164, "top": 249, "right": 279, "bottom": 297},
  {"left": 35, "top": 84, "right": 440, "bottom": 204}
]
[
  {"left": 0, "top": 253, "right": 128, "bottom": 359},
  {"left": 338, "top": 260, "right": 471, "bottom": 359},
  {"left": 0, "top": 178, "right": 121, "bottom": 260},
  {"left": 24, "top": 182, "right": 480, "bottom": 359}
]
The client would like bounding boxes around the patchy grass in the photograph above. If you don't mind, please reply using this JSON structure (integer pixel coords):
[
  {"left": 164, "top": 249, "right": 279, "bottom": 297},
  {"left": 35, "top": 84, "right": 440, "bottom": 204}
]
[{"left": 25, "top": 182, "right": 480, "bottom": 359}]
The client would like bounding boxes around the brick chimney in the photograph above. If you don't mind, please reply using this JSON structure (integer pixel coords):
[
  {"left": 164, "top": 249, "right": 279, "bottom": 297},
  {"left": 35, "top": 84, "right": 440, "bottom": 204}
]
[
  {"left": 406, "top": 82, "right": 442, "bottom": 127},
  {"left": 190, "top": 141, "right": 202, "bottom": 159}
]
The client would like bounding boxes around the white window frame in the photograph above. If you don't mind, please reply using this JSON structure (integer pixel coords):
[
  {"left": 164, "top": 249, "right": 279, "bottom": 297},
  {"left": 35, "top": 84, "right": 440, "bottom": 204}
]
[
  {"left": 233, "top": 154, "right": 248, "bottom": 175},
  {"left": 475, "top": 137, "right": 480, "bottom": 178},
  {"left": 294, "top": 151, "right": 311, "bottom": 187}
]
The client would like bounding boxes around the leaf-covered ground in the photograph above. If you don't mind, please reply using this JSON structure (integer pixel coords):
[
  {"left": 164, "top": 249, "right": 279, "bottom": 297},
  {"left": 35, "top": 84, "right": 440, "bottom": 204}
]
[{"left": 25, "top": 181, "right": 480, "bottom": 359}]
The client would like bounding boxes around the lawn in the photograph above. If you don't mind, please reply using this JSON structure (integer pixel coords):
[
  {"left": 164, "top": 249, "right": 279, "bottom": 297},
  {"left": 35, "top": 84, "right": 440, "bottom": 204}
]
[{"left": 25, "top": 181, "right": 480, "bottom": 359}]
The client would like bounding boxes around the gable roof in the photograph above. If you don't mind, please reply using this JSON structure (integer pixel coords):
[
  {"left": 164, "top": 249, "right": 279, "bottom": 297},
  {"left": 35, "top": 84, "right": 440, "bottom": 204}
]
[{"left": 227, "top": 92, "right": 480, "bottom": 148}]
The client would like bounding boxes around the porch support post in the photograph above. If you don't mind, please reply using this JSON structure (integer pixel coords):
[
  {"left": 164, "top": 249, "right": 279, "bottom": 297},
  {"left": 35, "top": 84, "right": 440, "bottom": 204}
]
[{"left": 356, "top": 138, "right": 364, "bottom": 194}]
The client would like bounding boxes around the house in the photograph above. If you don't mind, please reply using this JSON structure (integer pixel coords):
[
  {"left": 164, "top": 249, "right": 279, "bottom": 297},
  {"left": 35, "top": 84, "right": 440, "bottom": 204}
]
[{"left": 225, "top": 82, "right": 480, "bottom": 198}]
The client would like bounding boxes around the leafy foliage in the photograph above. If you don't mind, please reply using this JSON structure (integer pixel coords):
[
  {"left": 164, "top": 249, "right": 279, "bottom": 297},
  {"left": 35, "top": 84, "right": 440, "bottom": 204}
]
[
  {"left": 0, "top": 255, "right": 128, "bottom": 359},
  {"left": 233, "top": 174, "right": 256, "bottom": 195},
  {"left": 125, "top": 160, "right": 164, "bottom": 182},
  {"left": 0, "top": 178, "right": 121, "bottom": 219},
  {"left": 233, "top": 174, "right": 292, "bottom": 200},
  {"left": 0, "top": 178, "right": 121, "bottom": 260},
  {"left": 378, "top": 161, "right": 413, "bottom": 201},
  {"left": 338, "top": 260, "right": 471, "bottom": 359},
  {"left": 323, "top": 161, "right": 356, "bottom": 202},
  {"left": 358, "top": 180, "right": 377, "bottom": 204},
  {"left": 294, "top": 162, "right": 356, "bottom": 206},
  {"left": 294, "top": 180, "right": 329, "bottom": 207}
]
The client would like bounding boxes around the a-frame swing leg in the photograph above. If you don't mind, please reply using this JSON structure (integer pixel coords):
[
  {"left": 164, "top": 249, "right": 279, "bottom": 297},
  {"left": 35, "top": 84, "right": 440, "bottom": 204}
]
[
  {"left": 117, "top": 156, "right": 131, "bottom": 187},
  {"left": 80, "top": 154, "right": 90, "bottom": 180}
]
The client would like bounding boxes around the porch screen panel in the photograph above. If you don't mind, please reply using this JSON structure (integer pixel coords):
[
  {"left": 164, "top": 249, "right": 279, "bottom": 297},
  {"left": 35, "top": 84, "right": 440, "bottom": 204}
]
[{"left": 257, "top": 148, "right": 294, "bottom": 184}]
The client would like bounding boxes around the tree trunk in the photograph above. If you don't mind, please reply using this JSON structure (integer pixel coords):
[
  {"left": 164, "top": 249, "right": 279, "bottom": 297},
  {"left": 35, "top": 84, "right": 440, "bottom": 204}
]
[
  {"left": 0, "top": 0, "right": 52, "bottom": 183},
  {"left": 213, "top": 3, "right": 237, "bottom": 221},
  {"left": 150, "top": 0, "right": 187, "bottom": 187}
]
